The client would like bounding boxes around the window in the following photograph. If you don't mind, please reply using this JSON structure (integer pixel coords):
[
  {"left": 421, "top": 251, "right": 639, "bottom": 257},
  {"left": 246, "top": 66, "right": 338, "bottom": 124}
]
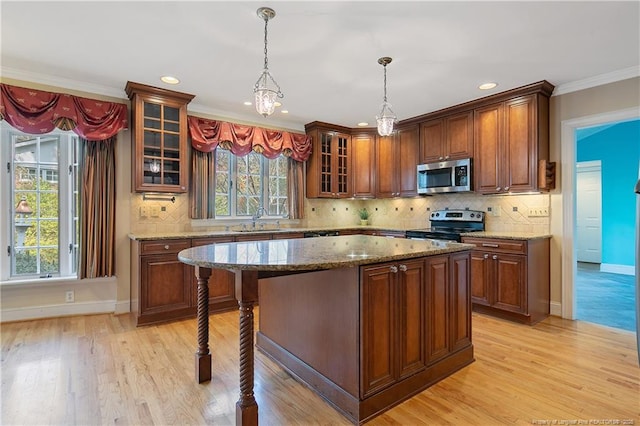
[
  {"left": 1, "top": 125, "right": 79, "bottom": 280},
  {"left": 214, "top": 150, "right": 288, "bottom": 218}
]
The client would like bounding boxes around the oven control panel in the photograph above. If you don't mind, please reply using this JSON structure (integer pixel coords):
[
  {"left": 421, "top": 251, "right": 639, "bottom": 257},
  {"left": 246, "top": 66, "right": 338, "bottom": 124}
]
[{"left": 429, "top": 210, "right": 484, "bottom": 222}]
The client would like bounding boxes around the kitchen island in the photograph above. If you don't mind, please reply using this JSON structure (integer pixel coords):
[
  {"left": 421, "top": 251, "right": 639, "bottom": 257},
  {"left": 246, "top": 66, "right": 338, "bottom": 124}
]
[{"left": 178, "top": 235, "right": 474, "bottom": 425}]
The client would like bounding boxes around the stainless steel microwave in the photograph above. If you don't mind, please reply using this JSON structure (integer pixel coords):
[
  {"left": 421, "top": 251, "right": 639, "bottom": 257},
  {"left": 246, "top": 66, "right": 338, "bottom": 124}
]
[{"left": 417, "top": 158, "right": 472, "bottom": 194}]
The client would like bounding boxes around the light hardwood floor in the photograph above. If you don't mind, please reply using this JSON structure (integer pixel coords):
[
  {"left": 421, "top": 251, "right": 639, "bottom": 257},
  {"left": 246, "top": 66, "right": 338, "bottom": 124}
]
[{"left": 2, "top": 309, "right": 638, "bottom": 425}]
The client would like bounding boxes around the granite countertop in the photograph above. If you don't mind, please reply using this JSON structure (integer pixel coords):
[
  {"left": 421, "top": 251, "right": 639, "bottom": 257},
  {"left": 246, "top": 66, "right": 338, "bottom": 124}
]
[
  {"left": 128, "top": 226, "right": 406, "bottom": 241},
  {"left": 461, "top": 231, "right": 552, "bottom": 240},
  {"left": 178, "top": 234, "right": 474, "bottom": 271}
]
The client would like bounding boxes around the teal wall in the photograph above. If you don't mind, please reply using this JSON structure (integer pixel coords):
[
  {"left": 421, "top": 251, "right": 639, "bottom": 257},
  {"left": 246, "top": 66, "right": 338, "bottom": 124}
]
[{"left": 576, "top": 119, "right": 640, "bottom": 267}]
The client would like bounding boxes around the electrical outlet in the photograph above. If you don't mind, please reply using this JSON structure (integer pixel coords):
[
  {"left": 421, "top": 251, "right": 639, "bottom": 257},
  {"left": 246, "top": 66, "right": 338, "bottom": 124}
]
[
  {"left": 139, "top": 206, "right": 149, "bottom": 217},
  {"left": 65, "top": 290, "right": 75, "bottom": 303},
  {"left": 150, "top": 205, "right": 160, "bottom": 217},
  {"left": 528, "top": 207, "right": 549, "bottom": 217}
]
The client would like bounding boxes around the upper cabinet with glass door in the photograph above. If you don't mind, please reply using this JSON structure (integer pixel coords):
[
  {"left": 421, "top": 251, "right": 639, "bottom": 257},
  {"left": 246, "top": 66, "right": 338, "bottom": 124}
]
[{"left": 125, "top": 82, "right": 195, "bottom": 193}]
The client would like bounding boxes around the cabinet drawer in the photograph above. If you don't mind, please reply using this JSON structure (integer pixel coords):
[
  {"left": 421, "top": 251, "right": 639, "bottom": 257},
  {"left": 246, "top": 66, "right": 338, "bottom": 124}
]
[
  {"left": 140, "top": 239, "right": 191, "bottom": 255},
  {"left": 461, "top": 237, "right": 526, "bottom": 255}
]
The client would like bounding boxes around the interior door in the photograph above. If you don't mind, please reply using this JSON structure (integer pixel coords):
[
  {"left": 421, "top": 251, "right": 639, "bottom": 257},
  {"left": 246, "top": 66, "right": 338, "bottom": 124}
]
[{"left": 576, "top": 161, "right": 602, "bottom": 263}]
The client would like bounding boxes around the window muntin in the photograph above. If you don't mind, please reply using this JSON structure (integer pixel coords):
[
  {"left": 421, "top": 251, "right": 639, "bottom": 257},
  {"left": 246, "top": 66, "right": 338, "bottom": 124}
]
[
  {"left": 214, "top": 150, "right": 288, "bottom": 218},
  {"left": 3, "top": 127, "right": 79, "bottom": 280}
]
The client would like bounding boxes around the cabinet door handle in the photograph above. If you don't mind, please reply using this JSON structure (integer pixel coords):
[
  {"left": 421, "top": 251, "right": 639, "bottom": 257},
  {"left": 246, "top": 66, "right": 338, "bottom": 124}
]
[
  {"left": 164, "top": 245, "right": 170, "bottom": 250},
  {"left": 445, "top": 155, "right": 450, "bottom": 159},
  {"left": 399, "top": 264, "right": 407, "bottom": 272},
  {"left": 438, "top": 156, "right": 444, "bottom": 160},
  {"left": 492, "top": 255, "right": 498, "bottom": 260},
  {"left": 482, "top": 243, "right": 499, "bottom": 248},
  {"left": 504, "top": 186, "right": 510, "bottom": 191},
  {"left": 389, "top": 265, "right": 398, "bottom": 273},
  {"left": 496, "top": 187, "right": 502, "bottom": 191},
  {"left": 483, "top": 254, "right": 489, "bottom": 259}
]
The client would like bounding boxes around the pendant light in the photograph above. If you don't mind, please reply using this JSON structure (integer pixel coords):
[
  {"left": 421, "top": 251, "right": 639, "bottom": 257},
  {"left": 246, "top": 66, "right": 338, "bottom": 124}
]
[
  {"left": 253, "top": 7, "right": 283, "bottom": 117},
  {"left": 376, "top": 57, "right": 397, "bottom": 136}
]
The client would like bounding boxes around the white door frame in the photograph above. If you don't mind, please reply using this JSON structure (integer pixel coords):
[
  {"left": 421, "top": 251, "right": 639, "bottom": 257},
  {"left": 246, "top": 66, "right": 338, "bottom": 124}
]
[{"left": 561, "top": 107, "right": 639, "bottom": 319}]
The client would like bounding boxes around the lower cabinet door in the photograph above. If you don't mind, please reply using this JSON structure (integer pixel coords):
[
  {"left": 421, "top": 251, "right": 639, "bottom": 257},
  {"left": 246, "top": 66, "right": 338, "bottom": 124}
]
[
  {"left": 360, "top": 263, "right": 396, "bottom": 398},
  {"left": 425, "top": 255, "right": 450, "bottom": 365},
  {"left": 397, "top": 258, "right": 426, "bottom": 379},
  {"left": 450, "top": 252, "right": 472, "bottom": 352},
  {"left": 140, "top": 253, "right": 192, "bottom": 321},
  {"left": 493, "top": 253, "right": 527, "bottom": 314},
  {"left": 469, "top": 250, "right": 491, "bottom": 306}
]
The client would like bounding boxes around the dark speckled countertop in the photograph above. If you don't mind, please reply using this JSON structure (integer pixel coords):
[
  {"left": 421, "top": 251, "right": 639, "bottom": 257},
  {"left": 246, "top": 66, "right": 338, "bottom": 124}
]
[{"left": 178, "top": 234, "right": 473, "bottom": 271}]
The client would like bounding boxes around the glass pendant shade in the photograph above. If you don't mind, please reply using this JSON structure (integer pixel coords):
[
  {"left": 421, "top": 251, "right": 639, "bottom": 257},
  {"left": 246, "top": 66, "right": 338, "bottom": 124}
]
[
  {"left": 254, "top": 71, "right": 281, "bottom": 117},
  {"left": 376, "top": 102, "right": 396, "bottom": 136},
  {"left": 375, "top": 57, "right": 397, "bottom": 137}
]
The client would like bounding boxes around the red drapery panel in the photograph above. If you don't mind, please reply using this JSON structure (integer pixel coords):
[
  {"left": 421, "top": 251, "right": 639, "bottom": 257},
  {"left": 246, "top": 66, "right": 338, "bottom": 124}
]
[
  {"left": 188, "top": 115, "right": 312, "bottom": 162},
  {"left": 0, "top": 83, "right": 128, "bottom": 141}
]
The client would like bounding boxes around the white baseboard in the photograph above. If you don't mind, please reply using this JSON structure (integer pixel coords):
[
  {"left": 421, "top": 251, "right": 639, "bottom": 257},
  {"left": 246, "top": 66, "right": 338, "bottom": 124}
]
[
  {"left": 0, "top": 300, "right": 116, "bottom": 323},
  {"left": 600, "top": 263, "right": 635, "bottom": 276},
  {"left": 550, "top": 301, "right": 562, "bottom": 317},
  {"left": 114, "top": 300, "right": 131, "bottom": 315}
]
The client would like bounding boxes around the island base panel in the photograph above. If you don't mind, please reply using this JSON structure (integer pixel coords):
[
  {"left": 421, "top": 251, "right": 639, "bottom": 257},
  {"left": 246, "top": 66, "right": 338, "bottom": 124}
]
[{"left": 257, "top": 332, "right": 474, "bottom": 424}]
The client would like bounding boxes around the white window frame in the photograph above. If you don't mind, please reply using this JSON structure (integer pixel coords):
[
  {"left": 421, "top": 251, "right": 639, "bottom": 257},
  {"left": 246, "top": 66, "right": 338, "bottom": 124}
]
[
  {"left": 0, "top": 123, "right": 79, "bottom": 282},
  {"left": 214, "top": 150, "right": 288, "bottom": 219}
]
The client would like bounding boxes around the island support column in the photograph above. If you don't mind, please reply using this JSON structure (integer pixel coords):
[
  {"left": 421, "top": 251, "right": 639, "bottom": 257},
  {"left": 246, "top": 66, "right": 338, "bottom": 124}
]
[
  {"left": 195, "top": 266, "right": 212, "bottom": 383},
  {"left": 235, "top": 270, "right": 259, "bottom": 426}
]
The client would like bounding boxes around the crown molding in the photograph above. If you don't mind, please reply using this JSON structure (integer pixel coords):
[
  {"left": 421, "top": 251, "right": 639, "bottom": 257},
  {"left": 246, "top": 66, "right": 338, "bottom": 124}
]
[
  {"left": 552, "top": 65, "right": 640, "bottom": 96},
  {"left": 0, "top": 66, "right": 127, "bottom": 100}
]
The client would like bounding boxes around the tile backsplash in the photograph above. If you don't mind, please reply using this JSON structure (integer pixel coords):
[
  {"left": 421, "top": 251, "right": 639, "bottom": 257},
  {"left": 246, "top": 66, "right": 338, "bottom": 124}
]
[
  {"left": 129, "top": 192, "right": 550, "bottom": 235},
  {"left": 304, "top": 193, "right": 551, "bottom": 233}
]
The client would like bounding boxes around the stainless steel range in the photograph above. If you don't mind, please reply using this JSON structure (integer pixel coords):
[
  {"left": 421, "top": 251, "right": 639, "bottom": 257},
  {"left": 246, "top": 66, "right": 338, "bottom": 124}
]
[{"left": 405, "top": 209, "right": 485, "bottom": 242}]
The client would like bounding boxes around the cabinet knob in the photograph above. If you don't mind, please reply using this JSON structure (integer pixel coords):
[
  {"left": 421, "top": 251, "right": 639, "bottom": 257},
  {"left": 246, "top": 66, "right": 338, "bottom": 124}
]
[
  {"left": 445, "top": 155, "right": 450, "bottom": 159},
  {"left": 389, "top": 265, "right": 398, "bottom": 273},
  {"left": 399, "top": 264, "right": 407, "bottom": 272},
  {"left": 492, "top": 255, "right": 498, "bottom": 260},
  {"left": 504, "top": 186, "right": 510, "bottom": 191},
  {"left": 164, "top": 245, "right": 170, "bottom": 250},
  {"left": 496, "top": 187, "right": 501, "bottom": 191},
  {"left": 483, "top": 254, "right": 489, "bottom": 259},
  {"left": 438, "top": 156, "right": 444, "bottom": 160}
]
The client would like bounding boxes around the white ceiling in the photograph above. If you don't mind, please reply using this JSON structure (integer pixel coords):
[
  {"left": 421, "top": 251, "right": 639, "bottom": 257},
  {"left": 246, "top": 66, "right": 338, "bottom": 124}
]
[{"left": 2, "top": 1, "right": 639, "bottom": 132}]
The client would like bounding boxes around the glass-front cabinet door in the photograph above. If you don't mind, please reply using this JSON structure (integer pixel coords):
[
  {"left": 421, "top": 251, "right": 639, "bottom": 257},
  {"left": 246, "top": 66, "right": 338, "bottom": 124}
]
[{"left": 125, "top": 81, "right": 195, "bottom": 193}]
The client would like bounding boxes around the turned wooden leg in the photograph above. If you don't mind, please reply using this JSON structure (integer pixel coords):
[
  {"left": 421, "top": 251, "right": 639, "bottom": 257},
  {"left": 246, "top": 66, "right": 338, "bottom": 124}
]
[
  {"left": 235, "top": 270, "right": 259, "bottom": 426},
  {"left": 195, "top": 266, "right": 212, "bottom": 383}
]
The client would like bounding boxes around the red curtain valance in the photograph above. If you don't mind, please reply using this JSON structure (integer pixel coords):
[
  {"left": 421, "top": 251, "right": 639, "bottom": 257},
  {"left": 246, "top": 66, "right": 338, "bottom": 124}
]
[
  {"left": 0, "top": 83, "right": 128, "bottom": 141},
  {"left": 188, "top": 116, "right": 312, "bottom": 162}
]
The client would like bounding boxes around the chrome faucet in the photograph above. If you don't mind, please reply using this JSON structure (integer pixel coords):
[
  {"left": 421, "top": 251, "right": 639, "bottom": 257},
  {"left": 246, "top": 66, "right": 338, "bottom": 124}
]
[{"left": 251, "top": 207, "right": 266, "bottom": 228}]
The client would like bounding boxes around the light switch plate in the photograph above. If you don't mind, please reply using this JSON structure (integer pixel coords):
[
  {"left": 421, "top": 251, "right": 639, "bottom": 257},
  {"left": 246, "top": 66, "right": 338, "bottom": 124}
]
[{"left": 528, "top": 207, "right": 549, "bottom": 217}]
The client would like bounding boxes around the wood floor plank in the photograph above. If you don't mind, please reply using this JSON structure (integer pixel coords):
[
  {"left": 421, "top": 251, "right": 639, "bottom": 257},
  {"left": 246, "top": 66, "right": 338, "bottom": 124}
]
[{"left": 1, "top": 310, "right": 638, "bottom": 425}]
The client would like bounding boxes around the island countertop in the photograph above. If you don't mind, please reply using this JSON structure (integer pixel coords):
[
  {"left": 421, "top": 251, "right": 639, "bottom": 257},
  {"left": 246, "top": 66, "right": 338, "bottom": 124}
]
[{"left": 178, "top": 234, "right": 473, "bottom": 272}]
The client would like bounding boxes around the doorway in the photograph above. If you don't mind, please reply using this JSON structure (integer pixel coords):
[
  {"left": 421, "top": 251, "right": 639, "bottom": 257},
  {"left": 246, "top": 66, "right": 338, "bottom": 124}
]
[{"left": 560, "top": 109, "right": 639, "bottom": 332}]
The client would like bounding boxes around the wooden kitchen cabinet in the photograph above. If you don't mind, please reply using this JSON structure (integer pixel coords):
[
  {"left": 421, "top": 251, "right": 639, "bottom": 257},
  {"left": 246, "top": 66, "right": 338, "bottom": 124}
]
[
  {"left": 473, "top": 83, "right": 553, "bottom": 194},
  {"left": 462, "top": 236, "right": 550, "bottom": 325},
  {"left": 352, "top": 130, "right": 376, "bottom": 198},
  {"left": 132, "top": 239, "right": 194, "bottom": 325},
  {"left": 420, "top": 111, "right": 473, "bottom": 164},
  {"left": 425, "top": 252, "right": 471, "bottom": 365},
  {"left": 360, "top": 251, "right": 470, "bottom": 398},
  {"left": 360, "top": 258, "right": 426, "bottom": 398},
  {"left": 305, "top": 122, "right": 352, "bottom": 198},
  {"left": 375, "top": 124, "right": 420, "bottom": 198},
  {"left": 125, "top": 81, "right": 195, "bottom": 193}
]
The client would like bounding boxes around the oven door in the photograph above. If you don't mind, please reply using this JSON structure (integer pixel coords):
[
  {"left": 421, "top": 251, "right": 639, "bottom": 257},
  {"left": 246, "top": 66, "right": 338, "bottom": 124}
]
[{"left": 405, "top": 230, "right": 461, "bottom": 242}]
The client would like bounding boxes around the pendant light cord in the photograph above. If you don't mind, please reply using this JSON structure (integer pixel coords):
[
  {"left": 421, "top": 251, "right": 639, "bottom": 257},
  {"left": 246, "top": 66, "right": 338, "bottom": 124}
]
[{"left": 263, "top": 16, "right": 269, "bottom": 71}]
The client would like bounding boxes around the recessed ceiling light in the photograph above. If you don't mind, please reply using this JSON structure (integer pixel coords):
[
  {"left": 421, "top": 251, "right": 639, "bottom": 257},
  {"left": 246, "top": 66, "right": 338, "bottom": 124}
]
[
  {"left": 274, "top": 101, "right": 282, "bottom": 107},
  {"left": 281, "top": 110, "right": 289, "bottom": 114},
  {"left": 244, "top": 101, "right": 252, "bottom": 106},
  {"left": 478, "top": 82, "right": 497, "bottom": 90},
  {"left": 357, "top": 122, "right": 369, "bottom": 127},
  {"left": 160, "top": 76, "right": 180, "bottom": 85}
]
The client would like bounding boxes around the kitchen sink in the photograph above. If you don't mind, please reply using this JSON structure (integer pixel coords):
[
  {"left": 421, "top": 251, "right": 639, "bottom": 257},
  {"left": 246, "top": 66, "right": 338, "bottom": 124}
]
[{"left": 231, "top": 225, "right": 280, "bottom": 232}]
